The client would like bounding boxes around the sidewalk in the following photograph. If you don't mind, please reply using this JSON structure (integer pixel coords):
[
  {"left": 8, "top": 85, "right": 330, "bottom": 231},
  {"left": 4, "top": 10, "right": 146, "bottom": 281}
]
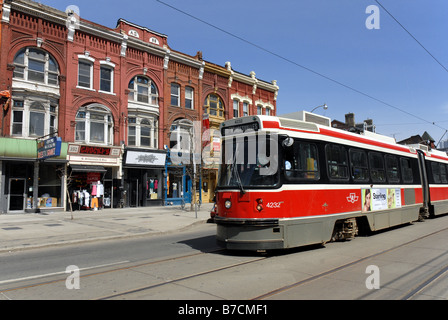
[{"left": 0, "top": 203, "right": 215, "bottom": 253}]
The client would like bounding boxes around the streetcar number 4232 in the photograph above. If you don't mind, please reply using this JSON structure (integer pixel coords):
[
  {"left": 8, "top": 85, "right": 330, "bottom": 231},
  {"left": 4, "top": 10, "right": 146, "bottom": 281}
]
[{"left": 266, "top": 202, "right": 283, "bottom": 208}]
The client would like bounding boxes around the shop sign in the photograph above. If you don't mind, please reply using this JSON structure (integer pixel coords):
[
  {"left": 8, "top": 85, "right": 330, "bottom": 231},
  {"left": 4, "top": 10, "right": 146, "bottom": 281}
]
[
  {"left": 87, "top": 172, "right": 101, "bottom": 184},
  {"left": 68, "top": 144, "right": 121, "bottom": 157},
  {"left": 37, "top": 137, "right": 62, "bottom": 160},
  {"left": 80, "top": 145, "right": 111, "bottom": 155},
  {"left": 68, "top": 155, "right": 120, "bottom": 164},
  {"left": 213, "top": 136, "right": 221, "bottom": 151},
  {"left": 126, "top": 151, "right": 166, "bottom": 166}
]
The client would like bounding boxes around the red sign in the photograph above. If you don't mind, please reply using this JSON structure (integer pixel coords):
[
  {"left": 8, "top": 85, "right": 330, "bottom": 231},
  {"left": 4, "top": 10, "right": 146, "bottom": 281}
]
[
  {"left": 79, "top": 146, "right": 111, "bottom": 155},
  {"left": 87, "top": 172, "right": 101, "bottom": 184},
  {"left": 202, "top": 113, "right": 210, "bottom": 130}
]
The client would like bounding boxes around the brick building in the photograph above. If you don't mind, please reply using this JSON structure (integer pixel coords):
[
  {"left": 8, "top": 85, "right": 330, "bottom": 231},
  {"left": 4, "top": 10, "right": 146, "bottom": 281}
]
[{"left": 0, "top": 0, "right": 278, "bottom": 213}]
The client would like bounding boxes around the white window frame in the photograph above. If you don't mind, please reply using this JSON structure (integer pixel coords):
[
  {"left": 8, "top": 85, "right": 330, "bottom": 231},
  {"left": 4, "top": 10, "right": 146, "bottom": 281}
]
[
  {"left": 128, "top": 75, "right": 159, "bottom": 106},
  {"left": 170, "top": 119, "right": 193, "bottom": 152},
  {"left": 29, "top": 102, "right": 46, "bottom": 137},
  {"left": 99, "top": 60, "right": 115, "bottom": 94},
  {"left": 170, "top": 83, "right": 180, "bottom": 107},
  {"left": 75, "top": 104, "right": 113, "bottom": 145},
  {"left": 127, "top": 117, "right": 137, "bottom": 147},
  {"left": 13, "top": 47, "right": 59, "bottom": 86},
  {"left": 11, "top": 100, "right": 24, "bottom": 136},
  {"left": 243, "top": 102, "right": 249, "bottom": 116},
  {"left": 77, "top": 54, "right": 95, "bottom": 90},
  {"left": 185, "top": 86, "right": 194, "bottom": 109},
  {"left": 127, "top": 114, "right": 158, "bottom": 149},
  {"left": 10, "top": 97, "right": 58, "bottom": 138},
  {"left": 233, "top": 99, "right": 239, "bottom": 118}
]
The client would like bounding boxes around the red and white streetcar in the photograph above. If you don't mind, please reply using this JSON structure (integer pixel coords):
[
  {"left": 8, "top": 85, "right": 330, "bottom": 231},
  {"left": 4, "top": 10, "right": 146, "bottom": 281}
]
[{"left": 214, "top": 112, "right": 448, "bottom": 251}]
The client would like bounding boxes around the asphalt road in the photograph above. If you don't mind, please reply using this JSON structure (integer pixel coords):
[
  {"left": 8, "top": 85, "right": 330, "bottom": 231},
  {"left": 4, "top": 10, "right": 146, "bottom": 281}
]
[{"left": 1, "top": 214, "right": 448, "bottom": 302}]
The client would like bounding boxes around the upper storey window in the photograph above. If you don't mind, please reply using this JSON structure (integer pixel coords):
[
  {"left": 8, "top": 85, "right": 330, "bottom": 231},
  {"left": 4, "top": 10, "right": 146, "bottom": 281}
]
[
  {"left": 75, "top": 104, "right": 114, "bottom": 145},
  {"left": 78, "top": 61, "right": 92, "bottom": 89},
  {"left": 204, "top": 94, "right": 224, "bottom": 118},
  {"left": 128, "top": 76, "right": 158, "bottom": 106},
  {"left": 13, "top": 48, "right": 59, "bottom": 86}
]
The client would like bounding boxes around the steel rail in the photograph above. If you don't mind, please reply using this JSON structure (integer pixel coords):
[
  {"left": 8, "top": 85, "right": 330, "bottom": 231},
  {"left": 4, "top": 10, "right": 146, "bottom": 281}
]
[{"left": 252, "top": 225, "right": 448, "bottom": 300}]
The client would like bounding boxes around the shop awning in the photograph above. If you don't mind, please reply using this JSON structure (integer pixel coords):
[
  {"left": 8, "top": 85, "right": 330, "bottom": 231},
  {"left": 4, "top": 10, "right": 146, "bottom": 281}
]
[{"left": 70, "top": 165, "right": 107, "bottom": 173}]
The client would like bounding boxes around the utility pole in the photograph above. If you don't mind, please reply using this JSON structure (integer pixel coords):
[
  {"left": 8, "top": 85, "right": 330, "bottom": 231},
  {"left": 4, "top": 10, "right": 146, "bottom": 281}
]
[{"left": 189, "top": 122, "right": 202, "bottom": 217}]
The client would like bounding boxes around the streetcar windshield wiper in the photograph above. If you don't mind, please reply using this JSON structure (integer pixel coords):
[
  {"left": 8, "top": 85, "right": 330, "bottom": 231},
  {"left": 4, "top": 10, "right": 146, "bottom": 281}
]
[{"left": 232, "top": 148, "right": 246, "bottom": 194}]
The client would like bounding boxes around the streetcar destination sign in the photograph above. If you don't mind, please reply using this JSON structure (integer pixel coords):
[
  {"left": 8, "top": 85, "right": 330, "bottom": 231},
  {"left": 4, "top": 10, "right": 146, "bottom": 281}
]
[{"left": 221, "top": 122, "right": 259, "bottom": 136}]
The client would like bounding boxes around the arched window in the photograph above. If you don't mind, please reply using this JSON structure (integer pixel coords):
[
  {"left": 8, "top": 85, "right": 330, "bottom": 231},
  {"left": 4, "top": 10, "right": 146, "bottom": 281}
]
[
  {"left": 75, "top": 104, "right": 114, "bottom": 145},
  {"left": 13, "top": 47, "right": 59, "bottom": 86},
  {"left": 204, "top": 94, "right": 224, "bottom": 118},
  {"left": 128, "top": 76, "right": 158, "bottom": 106},
  {"left": 140, "top": 119, "right": 152, "bottom": 147},
  {"left": 127, "top": 115, "right": 157, "bottom": 148},
  {"left": 29, "top": 102, "right": 45, "bottom": 137},
  {"left": 10, "top": 98, "right": 58, "bottom": 138},
  {"left": 127, "top": 76, "right": 159, "bottom": 149},
  {"left": 170, "top": 119, "right": 193, "bottom": 151}
]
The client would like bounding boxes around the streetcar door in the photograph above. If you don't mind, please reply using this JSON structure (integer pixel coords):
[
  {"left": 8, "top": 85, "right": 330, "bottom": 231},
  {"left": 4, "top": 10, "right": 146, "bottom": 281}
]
[{"left": 417, "top": 150, "right": 430, "bottom": 217}]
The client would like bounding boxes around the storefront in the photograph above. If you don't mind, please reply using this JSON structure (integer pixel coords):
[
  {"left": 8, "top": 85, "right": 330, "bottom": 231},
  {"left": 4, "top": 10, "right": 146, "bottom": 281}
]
[
  {"left": 164, "top": 149, "right": 202, "bottom": 206},
  {"left": 201, "top": 168, "right": 217, "bottom": 203},
  {"left": 165, "top": 164, "right": 186, "bottom": 206},
  {"left": 123, "top": 149, "right": 166, "bottom": 207},
  {"left": 66, "top": 144, "right": 122, "bottom": 210},
  {"left": 201, "top": 136, "right": 220, "bottom": 203},
  {"left": 0, "top": 137, "right": 67, "bottom": 213}
]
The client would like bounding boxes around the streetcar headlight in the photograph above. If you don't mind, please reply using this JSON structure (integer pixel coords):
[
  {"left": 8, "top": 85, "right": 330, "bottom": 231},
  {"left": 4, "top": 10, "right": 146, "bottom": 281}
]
[
  {"left": 225, "top": 200, "right": 232, "bottom": 209},
  {"left": 256, "top": 198, "right": 263, "bottom": 212}
]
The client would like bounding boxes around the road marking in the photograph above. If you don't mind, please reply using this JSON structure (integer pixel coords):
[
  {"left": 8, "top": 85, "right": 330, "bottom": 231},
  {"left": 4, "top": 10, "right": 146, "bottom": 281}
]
[{"left": 0, "top": 260, "right": 130, "bottom": 285}]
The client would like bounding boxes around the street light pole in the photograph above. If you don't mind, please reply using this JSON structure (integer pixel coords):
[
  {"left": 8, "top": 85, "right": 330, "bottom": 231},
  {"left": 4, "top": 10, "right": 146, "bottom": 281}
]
[{"left": 310, "top": 103, "right": 328, "bottom": 113}]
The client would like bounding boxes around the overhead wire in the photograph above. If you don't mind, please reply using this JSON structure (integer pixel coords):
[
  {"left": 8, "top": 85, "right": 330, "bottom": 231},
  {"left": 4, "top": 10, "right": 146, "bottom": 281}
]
[
  {"left": 375, "top": 0, "right": 448, "bottom": 74},
  {"left": 155, "top": 0, "right": 448, "bottom": 132}
]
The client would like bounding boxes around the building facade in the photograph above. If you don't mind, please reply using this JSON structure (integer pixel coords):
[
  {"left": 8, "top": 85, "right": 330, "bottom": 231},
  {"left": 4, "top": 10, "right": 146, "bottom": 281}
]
[{"left": 0, "top": 0, "right": 278, "bottom": 213}]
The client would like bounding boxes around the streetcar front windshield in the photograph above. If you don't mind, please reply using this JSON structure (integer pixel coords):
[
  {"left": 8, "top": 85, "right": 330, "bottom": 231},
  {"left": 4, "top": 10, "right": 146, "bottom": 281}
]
[{"left": 217, "top": 134, "right": 280, "bottom": 189}]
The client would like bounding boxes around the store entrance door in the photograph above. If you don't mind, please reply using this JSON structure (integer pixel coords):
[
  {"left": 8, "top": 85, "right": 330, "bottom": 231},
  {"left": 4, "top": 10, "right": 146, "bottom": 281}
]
[
  {"left": 9, "top": 178, "right": 26, "bottom": 212},
  {"left": 129, "top": 179, "right": 139, "bottom": 207},
  {"left": 103, "top": 180, "right": 113, "bottom": 208}
]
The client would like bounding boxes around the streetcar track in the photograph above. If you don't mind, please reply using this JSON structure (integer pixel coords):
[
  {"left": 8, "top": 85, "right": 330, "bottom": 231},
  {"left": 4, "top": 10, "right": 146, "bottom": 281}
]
[
  {"left": 252, "top": 225, "right": 448, "bottom": 300},
  {"left": 95, "top": 223, "right": 448, "bottom": 300},
  {"left": 95, "top": 256, "right": 268, "bottom": 300},
  {"left": 3, "top": 224, "right": 448, "bottom": 300},
  {"left": 400, "top": 264, "right": 448, "bottom": 300},
  {"left": 0, "top": 248, "right": 224, "bottom": 294}
]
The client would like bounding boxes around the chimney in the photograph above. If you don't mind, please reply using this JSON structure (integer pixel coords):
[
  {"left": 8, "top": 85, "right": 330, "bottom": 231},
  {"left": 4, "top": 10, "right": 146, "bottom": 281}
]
[{"left": 345, "top": 113, "right": 355, "bottom": 127}]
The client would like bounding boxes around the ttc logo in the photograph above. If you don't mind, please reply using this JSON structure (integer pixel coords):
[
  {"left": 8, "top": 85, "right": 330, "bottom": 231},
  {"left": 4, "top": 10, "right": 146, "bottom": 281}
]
[{"left": 347, "top": 193, "right": 359, "bottom": 204}]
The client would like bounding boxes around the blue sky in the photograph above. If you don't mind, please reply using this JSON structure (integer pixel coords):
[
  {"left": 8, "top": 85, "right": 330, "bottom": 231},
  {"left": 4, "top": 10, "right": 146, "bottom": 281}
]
[{"left": 38, "top": 0, "right": 448, "bottom": 144}]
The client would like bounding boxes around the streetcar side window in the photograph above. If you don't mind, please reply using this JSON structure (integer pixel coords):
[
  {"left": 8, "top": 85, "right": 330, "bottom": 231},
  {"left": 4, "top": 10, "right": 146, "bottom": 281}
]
[
  {"left": 400, "top": 157, "right": 414, "bottom": 184},
  {"left": 431, "top": 162, "right": 441, "bottom": 183},
  {"left": 430, "top": 162, "right": 447, "bottom": 184},
  {"left": 349, "top": 149, "right": 369, "bottom": 182},
  {"left": 284, "top": 141, "right": 320, "bottom": 181},
  {"left": 369, "top": 152, "right": 386, "bottom": 183},
  {"left": 441, "top": 164, "right": 448, "bottom": 184},
  {"left": 385, "top": 155, "right": 400, "bottom": 183},
  {"left": 325, "top": 144, "right": 349, "bottom": 181}
]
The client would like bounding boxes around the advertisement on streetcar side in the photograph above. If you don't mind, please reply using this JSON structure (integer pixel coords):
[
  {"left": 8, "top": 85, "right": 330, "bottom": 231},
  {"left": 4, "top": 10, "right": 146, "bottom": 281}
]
[{"left": 361, "top": 188, "right": 402, "bottom": 212}]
